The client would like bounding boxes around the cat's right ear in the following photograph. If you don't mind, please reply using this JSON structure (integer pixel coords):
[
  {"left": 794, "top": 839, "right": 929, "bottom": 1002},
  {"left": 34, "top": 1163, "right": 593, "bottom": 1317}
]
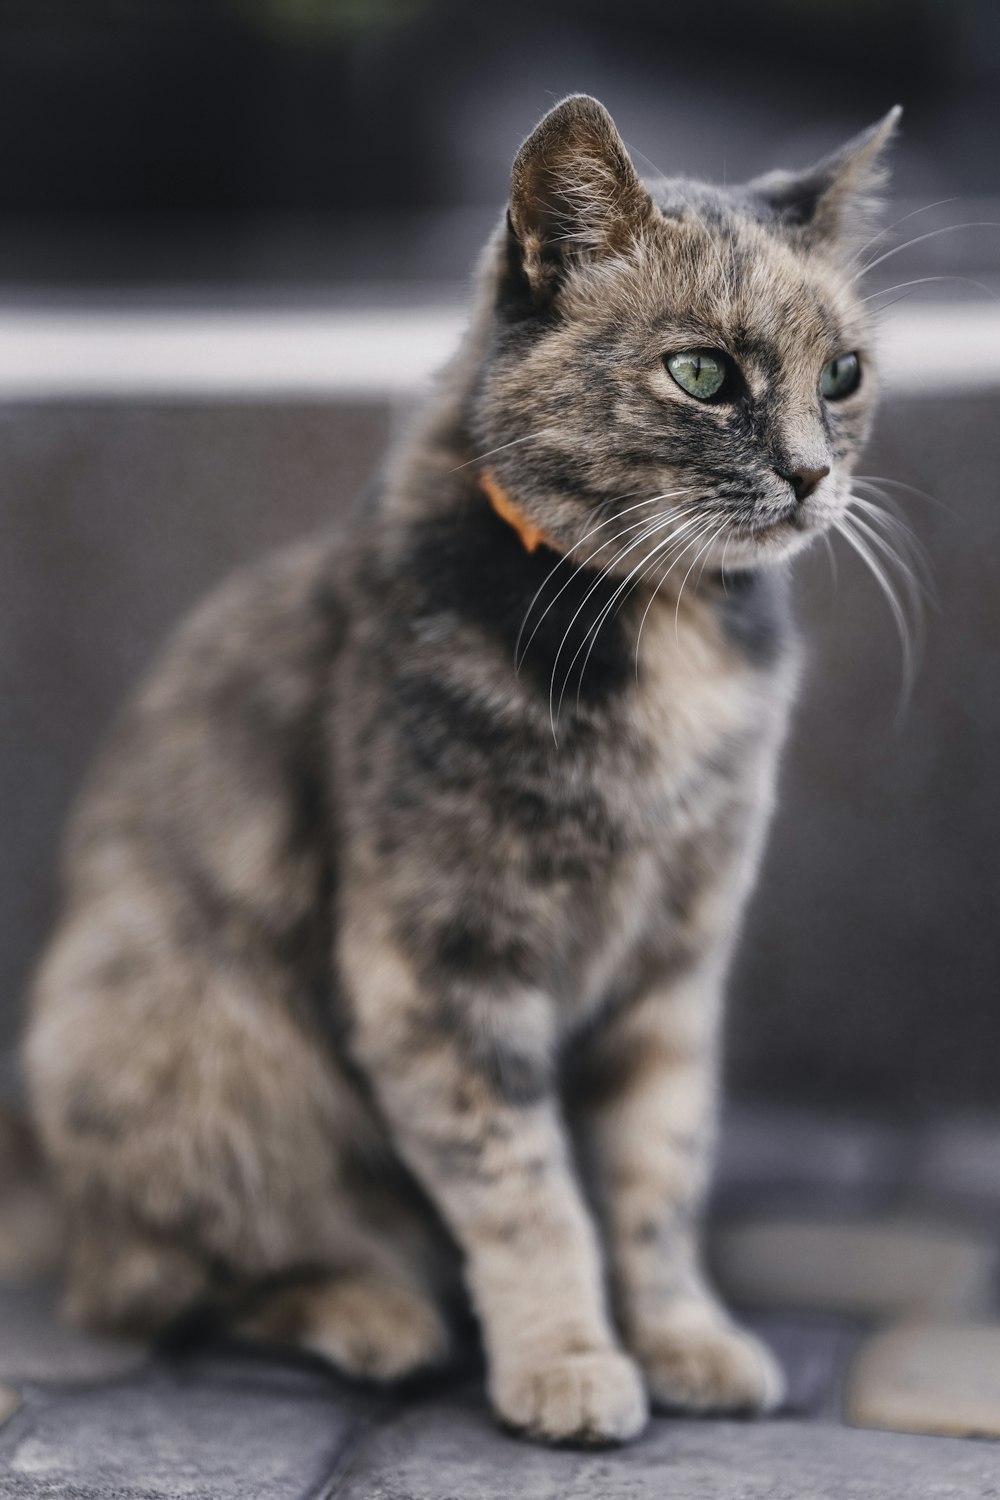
[{"left": 508, "top": 96, "right": 654, "bottom": 300}]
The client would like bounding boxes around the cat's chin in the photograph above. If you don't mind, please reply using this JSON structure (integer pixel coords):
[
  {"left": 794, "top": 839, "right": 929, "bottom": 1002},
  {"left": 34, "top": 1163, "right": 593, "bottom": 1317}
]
[
  {"left": 714, "top": 519, "right": 828, "bottom": 570},
  {"left": 725, "top": 498, "right": 844, "bottom": 568}
]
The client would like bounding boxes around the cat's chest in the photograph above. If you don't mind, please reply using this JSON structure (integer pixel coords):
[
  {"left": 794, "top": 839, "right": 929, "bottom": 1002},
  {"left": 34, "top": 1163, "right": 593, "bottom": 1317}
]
[
  {"left": 565, "top": 605, "right": 775, "bottom": 833},
  {"left": 541, "top": 605, "right": 790, "bottom": 1012}
]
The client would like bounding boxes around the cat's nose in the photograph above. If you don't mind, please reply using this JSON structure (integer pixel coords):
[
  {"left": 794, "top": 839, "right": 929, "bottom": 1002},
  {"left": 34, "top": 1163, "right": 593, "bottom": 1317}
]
[{"left": 776, "top": 464, "right": 830, "bottom": 503}]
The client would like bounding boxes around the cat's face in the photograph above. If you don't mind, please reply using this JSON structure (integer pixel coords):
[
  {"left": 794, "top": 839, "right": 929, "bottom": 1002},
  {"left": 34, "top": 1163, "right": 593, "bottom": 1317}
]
[{"left": 475, "top": 97, "right": 898, "bottom": 579}]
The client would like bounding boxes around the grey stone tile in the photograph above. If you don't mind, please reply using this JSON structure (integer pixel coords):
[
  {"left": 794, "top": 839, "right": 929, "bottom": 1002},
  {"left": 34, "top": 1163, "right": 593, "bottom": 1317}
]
[
  {"left": 0, "top": 1280, "right": 147, "bottom": 1383},
  {"left": 711, "top": 1216, "right": 997, "bottom": 1320},
  {"left": 336, "top": 1387, "right": 1000, "bottom": 1498},
  {"left": 0, "top": 1358, "right": 371, "bottom": 1500},
  {"left": 847, "top": 1321, "right": 1000, "bottom": 1439},
  {"left": 713, "top": 1107, "right": 906, "bottom": 1210}
]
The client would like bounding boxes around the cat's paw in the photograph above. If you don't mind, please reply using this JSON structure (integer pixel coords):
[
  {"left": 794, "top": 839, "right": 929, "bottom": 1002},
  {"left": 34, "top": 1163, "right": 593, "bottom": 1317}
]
[
  {"left": 636, "top": 1305, "right": 784, "bottom": 1415},
  {"left": 491, "top": 1348, "right": 648, "bottom": 1445},
  {"left": 304, "top": 1277, "right": 452, "bottom": 1382},
  {"left": 242, "top": 1273, "right": 451, "bottom": 1384}
]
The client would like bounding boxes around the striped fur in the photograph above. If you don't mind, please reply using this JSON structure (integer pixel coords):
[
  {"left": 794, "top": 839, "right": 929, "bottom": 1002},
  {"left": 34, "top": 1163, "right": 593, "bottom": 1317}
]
[{"left": 24, "top": 96, "right": 896, "bottom": 1444}]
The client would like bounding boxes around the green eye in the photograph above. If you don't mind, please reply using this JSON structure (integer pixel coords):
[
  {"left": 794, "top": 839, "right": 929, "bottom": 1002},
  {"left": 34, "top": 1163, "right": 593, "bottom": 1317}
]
[
  {"left": 821, "top": 352, "right": 861, "bottom": 400},
  {"left": 666, "top": 349, "right": 729, "bottom": 401}
]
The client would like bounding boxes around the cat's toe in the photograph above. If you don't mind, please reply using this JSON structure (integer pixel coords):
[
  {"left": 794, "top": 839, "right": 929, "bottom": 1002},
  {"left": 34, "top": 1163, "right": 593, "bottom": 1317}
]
[
  {"left": 638, "top": 1307, "right": 785, "bottom": 1415},
  {"left": 491, "top": 1348, "right": 648, "bottom": 1445}
]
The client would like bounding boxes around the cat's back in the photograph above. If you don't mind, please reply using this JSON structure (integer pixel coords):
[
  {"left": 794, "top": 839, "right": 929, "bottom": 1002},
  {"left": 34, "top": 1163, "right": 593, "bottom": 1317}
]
[{"left": 58, "top": 529, "right": 352, "bottom": 914}]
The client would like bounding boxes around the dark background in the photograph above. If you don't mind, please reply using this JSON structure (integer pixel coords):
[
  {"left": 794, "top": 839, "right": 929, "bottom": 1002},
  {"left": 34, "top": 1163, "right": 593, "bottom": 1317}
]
[
  {"left": 1, "top": 0, "right": 998, "bottom": 1115},
  {"left": 1, "top": 0, "right": 999, "bottom": 292}
]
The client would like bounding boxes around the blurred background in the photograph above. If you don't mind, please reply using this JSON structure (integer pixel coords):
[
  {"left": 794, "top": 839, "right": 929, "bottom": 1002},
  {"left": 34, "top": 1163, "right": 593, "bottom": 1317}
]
[{"left": 1, "top": 0, "right": 999, "bottom": 1120}]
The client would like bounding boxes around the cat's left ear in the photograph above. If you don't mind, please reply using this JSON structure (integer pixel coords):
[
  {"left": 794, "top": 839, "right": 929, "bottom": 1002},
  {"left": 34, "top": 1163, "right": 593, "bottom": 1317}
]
[
  {"left": 751, "top": 106, "right": 902, "bottom": 257},
  {"left": 508, "top": 95, "right": 655, "bottom": 299}
]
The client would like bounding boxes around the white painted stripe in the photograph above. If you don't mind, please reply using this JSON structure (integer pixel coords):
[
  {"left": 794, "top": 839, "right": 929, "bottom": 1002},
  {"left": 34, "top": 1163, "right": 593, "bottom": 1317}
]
[
  {"left": 875, "top": 305, "right": 1000, "bottom": 394},
  {"left": 0, "top": 303, "right": 994, "bottom": 400},
  {"left": 0, "top": 309, "right": 465, "bottom": 400}
]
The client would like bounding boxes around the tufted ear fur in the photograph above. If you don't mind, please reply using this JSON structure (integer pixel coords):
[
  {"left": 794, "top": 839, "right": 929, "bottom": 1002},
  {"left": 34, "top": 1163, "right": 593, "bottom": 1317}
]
[
  {"left": 508, "top": 95, "right": 655, "bottom": 298},
  {"left": 750, "top": 106, "right": 902, "bottom": 258}
]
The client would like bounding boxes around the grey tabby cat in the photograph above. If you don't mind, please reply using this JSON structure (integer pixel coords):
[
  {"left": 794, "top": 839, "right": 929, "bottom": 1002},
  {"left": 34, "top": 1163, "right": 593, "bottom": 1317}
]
[{"left": 26, "top": 96, "right": 899, "bottom": 1445}]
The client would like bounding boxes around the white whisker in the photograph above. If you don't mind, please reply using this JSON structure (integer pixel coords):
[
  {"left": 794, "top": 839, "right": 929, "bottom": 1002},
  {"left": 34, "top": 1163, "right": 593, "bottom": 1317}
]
[
  {"left": 851, "top": 221, "right": 1000, "bottom": 284},
  {"left": 547, "top": 509, "right": 698, "bottom": 737},
  {"left": 853, "top": 474, "right": 956, "bottom": 519},
  {"left": 674, "top": 517, "right": 730, "bottom": 643},
  {"left": 515, "top": 491, "right": 694, "bottom": 669},
  {"left": 569, "top": 512, "right": 715, "bottom": 713},
  {"left": 833, "top": 512, "right": 918, "bottom": 709},
  {"left": 635, "top": 517, "right": 721, "bottom": 672},
  {"left": 862, "top": 273, "right": 997, "bottom": 305},
  {"left": 846, "top": 197, "right": 959, "bottom": 275},
  {"left": 819, "top": 528, "right": 839, "bottom": 592},
  {"left": 847, "top": 505, "right": 929, "bottom": 624},
  {"left": 449, "top": 430, "right": 552, "bottom": 473},
  {"left": 847, "top": 494, "right": 933, "bottom": 593}
]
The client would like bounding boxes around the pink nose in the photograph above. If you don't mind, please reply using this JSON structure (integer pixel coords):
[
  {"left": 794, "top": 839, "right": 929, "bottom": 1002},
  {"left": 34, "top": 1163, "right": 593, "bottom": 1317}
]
[{"left": 777, "top": 465, "right": 830, "bottom": 503}]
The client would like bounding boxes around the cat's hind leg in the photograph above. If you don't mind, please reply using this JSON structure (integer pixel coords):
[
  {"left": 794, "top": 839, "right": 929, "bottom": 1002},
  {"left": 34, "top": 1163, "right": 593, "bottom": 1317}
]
[
  {"left": 236, "top": 1267, "right": 453, "bottom": 1383},
  {"left": 25, "top": 889, "right": 443, "bottom": 1354}
]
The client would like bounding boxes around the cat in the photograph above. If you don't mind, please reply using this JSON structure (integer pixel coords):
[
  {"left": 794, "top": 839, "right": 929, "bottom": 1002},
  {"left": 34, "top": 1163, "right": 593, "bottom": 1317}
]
[{"left": 24, "top": 95, "right": 899, "bottom": 1445}]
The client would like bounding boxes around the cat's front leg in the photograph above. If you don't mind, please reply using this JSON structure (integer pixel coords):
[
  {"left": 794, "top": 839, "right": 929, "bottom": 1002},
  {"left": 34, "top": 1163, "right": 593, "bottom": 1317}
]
[
  {"left": 342, "top": 917, "right": 647, "bottom": 1445},
  {"left": 574, "top": 966, "right": 784, "bottom": 1416}
]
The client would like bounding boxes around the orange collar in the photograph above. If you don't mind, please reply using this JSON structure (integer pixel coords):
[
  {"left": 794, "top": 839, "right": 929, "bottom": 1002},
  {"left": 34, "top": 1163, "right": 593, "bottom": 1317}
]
[{"left": 479, "top": 469, "right": 554, "bottom": 555}]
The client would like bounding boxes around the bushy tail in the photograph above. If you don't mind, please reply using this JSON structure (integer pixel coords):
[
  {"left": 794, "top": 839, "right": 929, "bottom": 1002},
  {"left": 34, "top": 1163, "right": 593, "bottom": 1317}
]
[{"left": 0, "top": 1101, "right": 63, "bottom": 1279}]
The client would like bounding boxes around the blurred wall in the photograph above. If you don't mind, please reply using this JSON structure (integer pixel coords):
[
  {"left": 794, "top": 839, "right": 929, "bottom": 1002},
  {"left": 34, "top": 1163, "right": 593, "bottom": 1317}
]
[
  {"left": 0, "top": 0, "right": 998, "bottom": 288},
  {"left": 1, "top": 389, "right": 998, "bottom": 1113}
]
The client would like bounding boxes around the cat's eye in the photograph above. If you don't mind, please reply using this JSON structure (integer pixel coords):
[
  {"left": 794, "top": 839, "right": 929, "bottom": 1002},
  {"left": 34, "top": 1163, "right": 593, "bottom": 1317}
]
[
  {"left": 820, "top": 352, "right": 861, "bottom": 400},
  {"left": 665, "top": 349, "right": 730, "bottom": 402}
]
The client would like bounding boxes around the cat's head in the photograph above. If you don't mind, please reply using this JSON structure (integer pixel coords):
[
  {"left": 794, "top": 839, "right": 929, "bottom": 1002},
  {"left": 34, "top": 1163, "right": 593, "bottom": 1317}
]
[{"left": 471, "top": 95, "right": 900, "bottom": 575}]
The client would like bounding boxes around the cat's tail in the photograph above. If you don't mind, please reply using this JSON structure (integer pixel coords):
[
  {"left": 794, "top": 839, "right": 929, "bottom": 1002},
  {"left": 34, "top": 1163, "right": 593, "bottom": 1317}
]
[{"left": 0, "top": 1100, "right": 64, "bottom": 1278}]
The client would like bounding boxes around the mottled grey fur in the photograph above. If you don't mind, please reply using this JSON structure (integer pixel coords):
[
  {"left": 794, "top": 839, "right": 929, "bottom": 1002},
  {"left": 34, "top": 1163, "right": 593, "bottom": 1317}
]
[{"left": 25, "top": 96, "right": 897, "bottom": 1444}]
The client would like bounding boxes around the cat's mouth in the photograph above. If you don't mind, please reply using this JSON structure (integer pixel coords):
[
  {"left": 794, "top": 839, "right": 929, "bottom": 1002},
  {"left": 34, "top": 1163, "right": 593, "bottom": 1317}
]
[
  {"left": 748, "top": 502, "right": 803, "bottom": 539},
  {"left": 729, "top": 496, "right": 835, "bottom": 565},
  {"left": 750, "top": 485, "right": 844, "bottom": 541}
]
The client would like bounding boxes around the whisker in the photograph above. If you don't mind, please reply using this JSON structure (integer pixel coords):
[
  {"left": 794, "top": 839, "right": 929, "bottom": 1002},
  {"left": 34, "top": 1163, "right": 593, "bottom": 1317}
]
[
  {"left": 833, "top": 513, "right": 918, "bottom": 709},
  {"left": 564, "top": 513, "right": 715, "bottom": 723},
  {"left": 449, "top": 430, "right": 552, "bottom": 473},
  {"left": 523, "top": 504, "right": 704, "bottom": 691},
  {"left": 847, "top": 503, "right": 930, "bottom": 624},
  {"left": 546, "top": 509, "right": 696, "bottom": 738},
  {"left": 851, "top": 221, "right": 1000, "bottom": 285},
  {"left": 516, "top": 491, "right": 695, "bottom": 669},
  {"left": 674, "top": 517, "right": 730, "bottom": 644},
  {"left": 862, "top": 273, "right": 998, "bottom": 305},
  {"left": 853, "top": 474, "right": 957, "bottom": 519},
  {"left": 515, "top": 498, "right": 654, "bottom": 668},
  {"left": 847, "top": 493, "right": 933, "bottom": 594},
  {"left": 847, "top": 197, "right": 959, "bottom": 275},
  {"left": 634, "top": 517, "right": 721, "bottom": 672},
  {"left": 719, "top": 532, "right": 733, "bottom": 593},
  {"left": 548, "top": 507, "right": 711, "bottom": 713},
  {"left": 848, "top": 485, "right": 924, "bottom": 543},
  {"left": 819, "top": 528, "right": 839, "bottom": 592},
  {"left": 570, "top": 512, "right": 715, "bottom": 711}
]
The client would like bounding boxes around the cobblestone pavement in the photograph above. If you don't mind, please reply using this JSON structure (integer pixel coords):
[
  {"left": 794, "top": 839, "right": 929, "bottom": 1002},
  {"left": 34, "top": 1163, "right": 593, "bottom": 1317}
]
[{"left": 1, "top": 1106, "right": 998, "bottom": 1498}]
